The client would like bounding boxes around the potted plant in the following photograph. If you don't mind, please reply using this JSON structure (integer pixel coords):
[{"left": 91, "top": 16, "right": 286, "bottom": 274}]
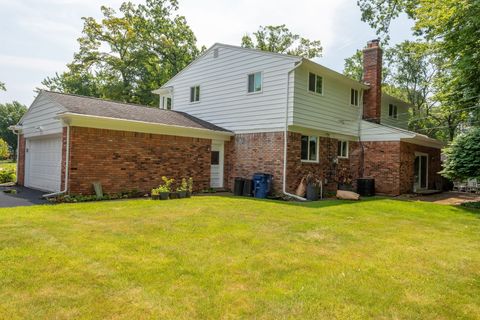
[
  {"left": 151, "top": 187, "right": 161, "bottom": 200},
  {"left": 177, "top": 178, "right": 188, "bottom": 198},
  {"left": 337, "top": 168, "right": 354, "bottom": 191},
  {"left": 186, "top": 177, "right": 193, "bottom": 198},
  {"left": 156, "top": 176, "right": 174, "bottom": 200},
  {"left": 305, "top": 172, "right": 321, "bottom": 201}
]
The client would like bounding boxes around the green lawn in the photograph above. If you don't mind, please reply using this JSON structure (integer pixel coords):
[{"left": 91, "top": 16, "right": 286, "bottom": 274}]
[{"left": 1, "top": 197, "right": 479, "bottom": 319}]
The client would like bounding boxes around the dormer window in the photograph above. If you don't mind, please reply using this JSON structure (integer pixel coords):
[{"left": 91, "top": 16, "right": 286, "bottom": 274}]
[
  {"left": 160, "top": 96, "right": 172, "bottom": 110},
  {"left": 389, "top": 104, "right": 398, "bottom": 119}
]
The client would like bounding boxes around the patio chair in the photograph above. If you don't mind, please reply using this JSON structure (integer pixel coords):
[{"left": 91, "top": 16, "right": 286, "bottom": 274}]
[{"left": 467, "top": 178, "right": 478, "bottom": 193}]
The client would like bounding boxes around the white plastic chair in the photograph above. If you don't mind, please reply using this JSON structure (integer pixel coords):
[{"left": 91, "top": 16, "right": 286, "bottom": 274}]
[{"left": 467, "top": 178, "right": 478, "bottom": 193}]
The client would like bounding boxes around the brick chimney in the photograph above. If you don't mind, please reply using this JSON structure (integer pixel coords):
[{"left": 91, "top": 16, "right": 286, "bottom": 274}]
[{"left": 362, "top": 39, "right": 382, "bottom": 123}]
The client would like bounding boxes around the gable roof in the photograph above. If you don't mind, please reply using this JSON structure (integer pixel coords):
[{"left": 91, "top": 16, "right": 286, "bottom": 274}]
[{"left": 41, "top": 91, "right": 231, "bottom": 133}]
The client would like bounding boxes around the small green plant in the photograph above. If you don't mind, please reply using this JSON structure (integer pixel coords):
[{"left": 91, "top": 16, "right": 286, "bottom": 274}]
[
  {"left": 177, "top": 178, "right": 188, "bottom": 192},
  {"left": 152, "top": 176, "right": 174, "bottom": 195},
  {"left": 188, "top": 177, "right": 193, "bottom": 193},
  {"left": 0, "top": 168, "right": 16, "bottom": 183}
]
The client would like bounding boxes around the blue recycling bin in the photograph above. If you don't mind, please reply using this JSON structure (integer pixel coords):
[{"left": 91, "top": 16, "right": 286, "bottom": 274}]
[{"left": 252, "top": 173, "right": 273, "bottom": 198}]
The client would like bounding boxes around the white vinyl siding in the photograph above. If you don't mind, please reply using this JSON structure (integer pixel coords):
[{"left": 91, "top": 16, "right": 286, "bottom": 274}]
[
  {"left": 164, "top": 45, "right": 300, "bottom": 133},
  {"left": 20, "top": 94, "right": 65, "bottom": 138},
  {"left": 380, "top": 95, "right": 410, "bottom": 130},
  {"left": 292, "top": 65, "right": 363, "bottom": 137}
]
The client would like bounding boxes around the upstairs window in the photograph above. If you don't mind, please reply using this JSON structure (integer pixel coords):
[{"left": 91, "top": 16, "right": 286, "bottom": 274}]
[
  {"left": 161, "top": 96, "right": 172, "bottom": 110},
  {"left": 301, "top": 135, "right": 318, "bottom": 162},
  {"left": 248, "top": 72, "right": 262, "bottom": 93},
  {"left": 337, "top": 141, "right": 349, "bottom": 158},
  {"left": 308, "top": 72, "right": 323, "bottom": 95},
  {"left": 190, "top": 86, "right": 200, "bottom": 102},
  {"left": 350, "top": 89, "right": 359, "bottom": 106},
  {"left": 389, "top": 104, "right": 398, "bottom": 119}
]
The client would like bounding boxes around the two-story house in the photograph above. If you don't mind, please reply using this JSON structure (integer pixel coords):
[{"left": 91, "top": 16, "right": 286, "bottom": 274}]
[{"left": 12, "top": 40, "right": 443, "bottom": 197}]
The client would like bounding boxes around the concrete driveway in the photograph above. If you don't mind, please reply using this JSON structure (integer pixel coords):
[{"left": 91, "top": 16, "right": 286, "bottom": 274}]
[{"left": 0, "top": 186, "right": 48, "bottom": 208}]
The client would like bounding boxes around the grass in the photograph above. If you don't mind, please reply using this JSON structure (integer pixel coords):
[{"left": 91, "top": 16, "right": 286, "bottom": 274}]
[
  {"left": 0, "top": 160, "right": 15, "bottom": 171},
  {"left": 0, "top": 197, "right": 480, "bottom": 319}
]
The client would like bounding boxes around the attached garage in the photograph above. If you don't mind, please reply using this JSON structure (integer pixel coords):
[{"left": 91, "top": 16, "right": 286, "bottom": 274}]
[
  {"left": 24, "top": 135, "right": 62, "bottom": 192},
  {"left": 12, "top": 90, "right": 232, "bottom": 196}
]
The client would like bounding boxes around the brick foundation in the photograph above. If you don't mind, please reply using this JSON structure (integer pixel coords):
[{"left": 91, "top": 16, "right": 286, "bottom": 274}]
[{"left": 67, "top": 127, "right": 212, "bottom": 195}]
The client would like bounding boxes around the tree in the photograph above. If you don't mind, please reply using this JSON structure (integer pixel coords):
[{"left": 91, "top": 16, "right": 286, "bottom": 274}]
[
  {"left": 0, "top": 101, "right": 27, "bottom": 151},
  {"left": 356, "top": 0, "right": 480, "bottom": 131},
  {"left": 0, "top": 81, "right": 5, "bottom": 91},
  {"left": 43, "top": 0, "right": 201, "bottom": 106},
  {"left": 241, "top": 25, "right": 322, "bottom": 59},
  {"left": 441, "top": 127, "right": 480, "bottom": 180},
  {"left": 0, "top": 139, "right": 9, "bottom": 160}
]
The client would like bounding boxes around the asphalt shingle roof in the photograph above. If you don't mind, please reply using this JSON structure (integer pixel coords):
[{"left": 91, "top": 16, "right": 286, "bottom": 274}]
[{"left": 43, "top": 91, "right": 230, "bottom": 133}]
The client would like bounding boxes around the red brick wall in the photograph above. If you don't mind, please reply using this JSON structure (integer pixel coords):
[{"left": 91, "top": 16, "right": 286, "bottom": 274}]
[
  {"left": 224, "top": 132, "right": 284, "bottom": 193},
  {"left": 363, "top": 40, "right": 382, "bottom": 123},
  {"left": 361, "top": 141, "right": 402, "bottom": 195},
  {"left": 399, "top": 142, "right": 442, "bottom": 194},
  {"left": 16, "top": 134, "right": 25, "bottom": 186},
  {"left": 67, "top": 127, "right": 211, "bottom": 195},
  {"left": 285, "top": 133, "right": 360, "bottom": 194}
]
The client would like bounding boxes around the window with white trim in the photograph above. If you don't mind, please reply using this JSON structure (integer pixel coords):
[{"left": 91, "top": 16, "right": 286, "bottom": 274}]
[
  {"left": 308, "top": 72, "right": 323, "bottom": 94},
  {"left": 301, "top": 135, "right": 318, "bottom": 162},
  {"left": 248, "top": 72, "right": 262, "bottom": 93},
  {"left": 190, "top": 86, "right": 200, "bottom": 102},
  {"left": 350, "top": 89, "right": 359, "bottom": 106},
  {"left": 389, "top": 104, "right": 398, "bottom": 119},
  {"left": 337, "top": 140, "right": 349, "bottom": 158},
  {"left": 161, "top": 96, "right": 172, "bottom": 110}
]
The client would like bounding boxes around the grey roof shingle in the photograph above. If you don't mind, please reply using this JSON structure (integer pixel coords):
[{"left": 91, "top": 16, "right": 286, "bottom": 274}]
[{"left": 43, "top": 91, "right": 231, "bottom": 133}]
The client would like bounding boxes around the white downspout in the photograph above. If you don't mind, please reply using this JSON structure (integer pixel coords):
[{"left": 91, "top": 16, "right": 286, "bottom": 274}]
[
  {"left": 42, "top": 125, "right": 70, "bottom": 198},
  {"left": 283, "top": 60, "right": 307, "bottom": 201}
]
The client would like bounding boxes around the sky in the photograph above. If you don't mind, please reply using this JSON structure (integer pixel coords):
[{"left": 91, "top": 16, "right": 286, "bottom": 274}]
[{"left": 0, "top": 0, "right": 414, "bottom": 106}]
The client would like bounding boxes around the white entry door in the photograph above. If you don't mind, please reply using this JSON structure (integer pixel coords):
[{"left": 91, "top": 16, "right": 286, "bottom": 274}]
[
  {"left": 210, "top": 141, "right": 224, "bottom": 188},
  {"left": 25, "top": 135, "right": 62, "bottom": 192}
]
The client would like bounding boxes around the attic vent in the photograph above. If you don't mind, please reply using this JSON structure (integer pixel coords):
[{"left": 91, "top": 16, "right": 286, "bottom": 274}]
[{"left": 213, "top": 48, "right": 219, "bottom": 58}]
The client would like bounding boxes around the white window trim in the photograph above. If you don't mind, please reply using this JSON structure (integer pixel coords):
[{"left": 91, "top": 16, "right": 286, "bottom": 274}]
[
  {"left": 351, "top": 88, "right": 359, "bottom": 107},
  {"left": 301, "top": 135, "right": 320, "bottom": 163},
  {"left": 307, "top": 72, "right": 324, "bottom": 96},
  {"left": 338, "top": 140, "right": 349, "bottom": 159},
  {"left": 246, "top": 71, "right": 263, "bottom": 94},
  {"left": 190, "top": 85, "right": 201, "bottom": 103}
]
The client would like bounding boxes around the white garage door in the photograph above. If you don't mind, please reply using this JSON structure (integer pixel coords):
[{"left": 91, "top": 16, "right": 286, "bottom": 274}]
[{"left": 25, "top": 135, "right": 62, "bottom": 192}]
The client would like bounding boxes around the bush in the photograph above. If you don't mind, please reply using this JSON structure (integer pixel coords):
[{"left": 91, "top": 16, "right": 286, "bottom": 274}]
[
  {"left": 0, "top": 139, "right": 9, "bottom": 160},
  {"left": 0, "top": 168, "right": 16, "bottom": 183},
  {"left": 441, "top": 127, "right": 480, "bottom": 180},
  {"left": 461, "top": 201, "right": 480, "bottom": 210}
]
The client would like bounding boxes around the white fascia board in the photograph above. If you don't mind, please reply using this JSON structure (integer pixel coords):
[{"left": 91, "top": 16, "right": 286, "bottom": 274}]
[
  {"left": 56, "top": 113, "right": 233, "bottom": 141},
  {"left": 401, "top": 135, "right": 445, "bottom": 149},
  {"left": 152, "top": 86, "right": 173, "bottom": 95}
]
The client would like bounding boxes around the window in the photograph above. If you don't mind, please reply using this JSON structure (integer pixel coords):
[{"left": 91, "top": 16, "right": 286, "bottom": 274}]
[
  {"left": 337, "top": 141, "right": 349, "bottom": 158},
  {"left": 161, "top": 96, "right": 172, "bottom": 110},
  {"left": 350, "top": 89, "right": 359, "bottom": 106},
  {"left": 211, "top": 151, "right": 219, "bottom": 165},
  {"left": 308, "top": 72, "right": 323, "bottom": 94},
  {"left": 190, "top": 86, "right": 200, "bottom": 102},
  {"left": 389, "top": 104, "right": 398, "bottom": 119},
  {"left": 248, "top": 72, "right": 262, "bottom": 93},
  {"left": 301, "top": 135, "right": 318, "bottom": 162}
]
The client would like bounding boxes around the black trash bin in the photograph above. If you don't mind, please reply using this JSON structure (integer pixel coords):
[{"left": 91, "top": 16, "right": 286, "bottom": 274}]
[
  {"left": 234, "top": 177, "right": 245, "bottom": 196},
  {"left": 243, "top": 179, "right": 253, "bottom": 196},
  {"left": 357, "top": 178, "right": 375, "bottom": 196}
]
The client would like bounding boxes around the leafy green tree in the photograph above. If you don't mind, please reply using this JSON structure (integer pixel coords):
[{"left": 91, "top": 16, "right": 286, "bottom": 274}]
[
  {"left": 0, "top": 139, "right": 9, "bottom": 160},
  {"left": 0, "top": 101, "right": 27, "bottom": 150},
  {"left": 0, "top": 82, "right": 5, "bottom": 91},
  {"left": 241, "top": 25, "right": 322, "bottom": 59},
  {"left": 43, "top": 0, "right": 201, "bottom": 106},
  {"left": 441, "top": 127, "right": 480, "bottom": 180}
]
